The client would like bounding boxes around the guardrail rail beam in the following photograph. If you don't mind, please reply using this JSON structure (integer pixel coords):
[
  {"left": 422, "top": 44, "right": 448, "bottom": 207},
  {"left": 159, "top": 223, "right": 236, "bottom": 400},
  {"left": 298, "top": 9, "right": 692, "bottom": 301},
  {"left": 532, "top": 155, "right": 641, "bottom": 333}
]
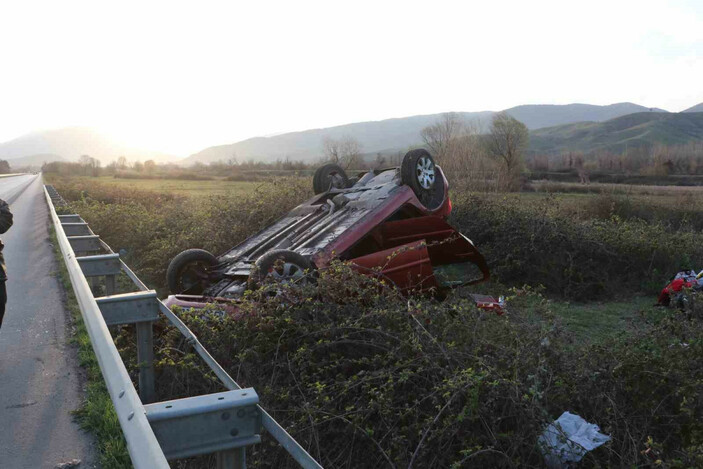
[
  {"left": 77, "top": 253, "right": 121, "bottom": 295},
  {"left": 61, "top": 222, "right": 93, "bottom": 236},
  {"left": 67, "top": 235, "right": 102, "bottom": 254},
  {"left": 77, "top": 253, "right": 121, "bottom": 277},
  {"left": 144, "top": 389, "right": 261, "bottom": 460},
  {"left": 58, "top": 214, "right": 84, "bottom": 223},
  {"left": 44, "top": 187, "right": 170, "bottom": 468},
  {"left": 95, "top": 291, "right": 160, "bottom": 325},
  {"left": 45, "top": 185, "right": 324, "bottom": 469}
]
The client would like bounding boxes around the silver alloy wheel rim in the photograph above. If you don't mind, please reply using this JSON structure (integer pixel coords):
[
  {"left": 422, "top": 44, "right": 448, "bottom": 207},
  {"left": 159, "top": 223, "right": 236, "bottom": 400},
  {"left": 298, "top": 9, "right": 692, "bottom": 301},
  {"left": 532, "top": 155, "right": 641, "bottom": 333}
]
[
  {"left": 416, "top": 156, "right": 436, "bottom": 190},
  {"left": 270, "top": 262, "right": 305, "bottom": 283}
]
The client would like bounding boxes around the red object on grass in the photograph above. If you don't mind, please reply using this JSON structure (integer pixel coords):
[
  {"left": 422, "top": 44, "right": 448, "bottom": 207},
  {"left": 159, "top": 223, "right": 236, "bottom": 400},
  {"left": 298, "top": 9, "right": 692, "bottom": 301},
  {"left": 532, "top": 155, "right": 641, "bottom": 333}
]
[{"left": 657, "top": 277, "right": 695, "bottom": 306}]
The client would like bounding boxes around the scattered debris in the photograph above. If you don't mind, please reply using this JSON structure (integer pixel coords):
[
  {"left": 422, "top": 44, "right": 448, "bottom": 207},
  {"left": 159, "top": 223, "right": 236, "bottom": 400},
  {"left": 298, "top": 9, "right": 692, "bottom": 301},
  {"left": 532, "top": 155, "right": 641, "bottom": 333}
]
[
  {"left": 538, "top": 411, "right": 611, "bottom": 468},
  {"left": 55, "top": 459, "right": 81, "bottom": 469},
  {"left": 469, "top": 294, "right": 506, "bottom": 315},
  {"left": 5, "top": 400, "right": 38, "bottom": 409},
  {"left": 657, "top": 269, "right": 703, "bottom": 307}
]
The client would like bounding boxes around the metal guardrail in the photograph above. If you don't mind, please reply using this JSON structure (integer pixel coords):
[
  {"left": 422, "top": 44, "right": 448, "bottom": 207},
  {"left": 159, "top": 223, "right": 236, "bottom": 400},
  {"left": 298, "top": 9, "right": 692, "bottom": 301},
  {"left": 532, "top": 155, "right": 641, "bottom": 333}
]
[{"left": 44, "top": 185, "right": 323, "bottom": 469}]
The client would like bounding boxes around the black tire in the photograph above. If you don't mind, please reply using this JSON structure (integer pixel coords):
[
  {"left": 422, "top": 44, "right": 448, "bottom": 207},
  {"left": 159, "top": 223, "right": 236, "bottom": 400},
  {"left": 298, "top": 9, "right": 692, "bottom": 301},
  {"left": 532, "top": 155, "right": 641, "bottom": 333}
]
[
  {"left": 248, "top": 249, "right": 313, "bottom": 290},
  {"left": 400, "top": 149, "right": 446, "bottom": 210},
  {"left": 313, "top": 164, "right": 349, "bottom": 194},
  {"left": 167, "top": 249, "right": 218, "bottom": 294}
]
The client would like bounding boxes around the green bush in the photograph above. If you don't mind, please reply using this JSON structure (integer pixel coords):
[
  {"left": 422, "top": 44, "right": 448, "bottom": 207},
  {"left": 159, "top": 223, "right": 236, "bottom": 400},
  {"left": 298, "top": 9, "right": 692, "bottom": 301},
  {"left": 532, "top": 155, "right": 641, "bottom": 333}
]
[
  {"left": 450, "top": 193, "right": 703, "bottom": 300},
  {"left": 579, "top": 192, "right": 703, "bottom": 231},
  {"left": 51, "top": 176, "right": 311, "bottom": 294},
  {"left": 139, "top": 267, "right": 703, "bottom": 468},
  {"left": 48, "top": 176, "right": 703, "bottom": 467}
]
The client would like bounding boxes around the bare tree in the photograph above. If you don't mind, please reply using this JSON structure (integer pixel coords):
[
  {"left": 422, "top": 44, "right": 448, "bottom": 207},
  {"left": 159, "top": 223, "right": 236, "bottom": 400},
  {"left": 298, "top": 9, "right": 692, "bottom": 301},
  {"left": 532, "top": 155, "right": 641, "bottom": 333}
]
[
  {"left": 420, "top": 115, "right": 497, "bottom": 191},
  {"left": 421, "top": 113, "right": 463, "bottom": 161},
  {"left": 144, "top": 159, "right": 157, "bottom": 174},
  {"left": 79, "top": 154, "right": 101, "bottom": 176},
  {"left": 485, "top": 112, "right": 528, "bottom": 190},
  {"left": 116, "top": 156, "right": 128, "bottom": 169},
  {"left": 0, "top": 160, "right": 10, "bottom": 174},
  {"left": 322, "top": 135, "right": 363, "bottom": 169}
]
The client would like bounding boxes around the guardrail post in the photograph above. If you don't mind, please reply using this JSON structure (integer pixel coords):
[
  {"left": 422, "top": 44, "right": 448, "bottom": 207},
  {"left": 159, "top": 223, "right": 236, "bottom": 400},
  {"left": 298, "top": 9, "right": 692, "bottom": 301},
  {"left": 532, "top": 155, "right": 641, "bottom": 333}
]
[
  {"left": 77, "top": 254, "right": 121, "bottom": 296},
  {"left": 217, "top": 448, "right": 246, "bottom": 469},
  {"left": 136, "top": 321, "right": 156, "bottom": 404},
  {"left": 95, "top": 291, "right": 159, "bottom": 404},
  {"left": 105, "top": 275, "right": 116, "bottom": 296},
  {"left": 90, "top": 277, "right": 100, "bottom": 295}
]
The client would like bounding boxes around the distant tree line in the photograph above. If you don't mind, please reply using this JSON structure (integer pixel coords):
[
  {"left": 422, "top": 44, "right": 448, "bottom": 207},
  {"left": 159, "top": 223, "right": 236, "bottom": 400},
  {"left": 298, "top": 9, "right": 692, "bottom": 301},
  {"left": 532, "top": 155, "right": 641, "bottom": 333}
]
[
  {"left": 40, "top": 141, "right": 391, "bottom": 181},
  {"left": 0, "top": 160, "right": 10, "bottom": 174},
  {"left": 416, "top": 112, "right": 703, "bottom": 189},
  {"left": 526, "top": 142, "right": 703, "bottom": 176}
]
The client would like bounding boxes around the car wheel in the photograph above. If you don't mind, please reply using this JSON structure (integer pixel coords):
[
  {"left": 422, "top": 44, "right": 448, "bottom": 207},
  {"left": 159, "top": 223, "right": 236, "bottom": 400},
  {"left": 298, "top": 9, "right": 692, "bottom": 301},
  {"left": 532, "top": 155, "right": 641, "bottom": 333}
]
[
  {"left": 248, "top": 249, "right": 313, "bottom": 290},
  {"left": 167, "top": 249, "right": 218, "bottom": 294},
  {"left": 400, "top": 149, "right": 446, "bottom": 210},
  {"left": 313, "top": 164, "right": 350, "bottom": 194}
]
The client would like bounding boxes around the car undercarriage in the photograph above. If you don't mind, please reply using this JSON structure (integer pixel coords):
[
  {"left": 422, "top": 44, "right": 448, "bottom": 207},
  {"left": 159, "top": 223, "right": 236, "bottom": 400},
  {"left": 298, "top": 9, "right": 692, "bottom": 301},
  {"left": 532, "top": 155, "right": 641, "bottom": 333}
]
[{"left": 164, "top": 150, "right": 503, "bottom": 313}]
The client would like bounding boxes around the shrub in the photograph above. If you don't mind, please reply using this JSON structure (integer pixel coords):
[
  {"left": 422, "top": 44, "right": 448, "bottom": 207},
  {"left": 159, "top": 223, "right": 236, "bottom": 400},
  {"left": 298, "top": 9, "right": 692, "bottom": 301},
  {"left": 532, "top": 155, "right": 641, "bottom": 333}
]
[
  {"left": 450, "top": 193, "right": 703, "bottom": 300},
  {"left": 147, "top": 271, "right": 574, "bottom": 468},
  {"left": 48, "top": 176, "right": 703, "bottom": 467},
  {"left": 52, "top": 176, "right": 311, "bottom": 294},
  {"left": 135, "top": 267, "right": 703, "bottom": 468}
]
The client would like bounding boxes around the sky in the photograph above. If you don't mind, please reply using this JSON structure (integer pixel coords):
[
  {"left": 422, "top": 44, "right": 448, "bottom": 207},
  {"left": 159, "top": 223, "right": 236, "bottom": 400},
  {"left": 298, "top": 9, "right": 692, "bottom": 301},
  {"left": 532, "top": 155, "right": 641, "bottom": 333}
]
[{"left": 0, "top": 0, "right": 701, "bottom": 156}]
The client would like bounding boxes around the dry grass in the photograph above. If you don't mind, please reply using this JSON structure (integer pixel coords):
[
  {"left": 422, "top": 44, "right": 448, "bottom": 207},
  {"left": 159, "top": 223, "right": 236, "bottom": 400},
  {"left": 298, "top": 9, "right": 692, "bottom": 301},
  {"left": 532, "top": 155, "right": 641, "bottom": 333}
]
[
  {"left": 46, "top": 174, "right": 266, "bottom": 198},
  {"left": 531, "top": 180, "right": 703, "bottom": 196}
]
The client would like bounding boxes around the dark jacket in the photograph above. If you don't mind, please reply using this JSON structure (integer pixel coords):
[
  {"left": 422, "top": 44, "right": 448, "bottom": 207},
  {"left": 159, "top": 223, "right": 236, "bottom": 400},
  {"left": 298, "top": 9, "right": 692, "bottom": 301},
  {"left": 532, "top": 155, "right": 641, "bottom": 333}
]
[{"left": 0, "top": 199, "right": 13, "bottom": 280}]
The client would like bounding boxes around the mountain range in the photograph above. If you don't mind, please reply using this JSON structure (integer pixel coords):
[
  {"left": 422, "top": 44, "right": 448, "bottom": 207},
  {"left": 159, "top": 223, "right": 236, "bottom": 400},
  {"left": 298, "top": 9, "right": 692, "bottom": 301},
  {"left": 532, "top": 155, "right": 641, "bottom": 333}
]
[
  {"left": 0, "top": 127, "right": 174, "bottom": 168},
  {"left": 530, "top": 112, "right": 703, "bottom": 154},
  {"left": 684, "top": 102, "right": 703, "bottom": 113},
  {"left": 1, "top": 102, "right": 702, "bottom": 168},
  {"left": 182, "top": 103, "right": 669, "bottom": 164}
]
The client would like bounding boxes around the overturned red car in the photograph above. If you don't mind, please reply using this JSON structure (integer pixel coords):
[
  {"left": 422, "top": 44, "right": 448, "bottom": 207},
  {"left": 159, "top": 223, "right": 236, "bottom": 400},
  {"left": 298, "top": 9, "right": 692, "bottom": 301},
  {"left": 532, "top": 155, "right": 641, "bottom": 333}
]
[{"left": 164, "top": 149, "right": 501, "bottom": 312}]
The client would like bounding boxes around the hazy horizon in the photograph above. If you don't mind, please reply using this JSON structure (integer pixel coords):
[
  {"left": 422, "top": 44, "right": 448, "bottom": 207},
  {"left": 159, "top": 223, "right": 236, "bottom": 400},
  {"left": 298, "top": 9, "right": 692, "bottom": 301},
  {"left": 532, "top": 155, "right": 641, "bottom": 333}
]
[{"left": 1, "top": 0, "right": 701, "bottom": 157}]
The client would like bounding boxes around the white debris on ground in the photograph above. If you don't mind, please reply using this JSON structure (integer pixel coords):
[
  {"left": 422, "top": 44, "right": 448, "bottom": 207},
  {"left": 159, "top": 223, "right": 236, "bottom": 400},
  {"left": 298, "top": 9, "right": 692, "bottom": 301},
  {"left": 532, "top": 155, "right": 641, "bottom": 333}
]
[
  {"left": 55, "top": 459, "right": 81, "bottom": 469},
  {"left": 538, "top": 411, "right": 611, "bottom": 468}
]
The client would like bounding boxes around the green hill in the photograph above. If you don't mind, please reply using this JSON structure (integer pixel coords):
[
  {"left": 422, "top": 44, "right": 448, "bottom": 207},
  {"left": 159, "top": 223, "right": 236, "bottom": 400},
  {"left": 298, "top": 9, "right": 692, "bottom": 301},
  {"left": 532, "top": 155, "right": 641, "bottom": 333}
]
[
  {"left": 529, "top": 112, "right": 703, "bottom": 154},
  {"left": 183, "top": 103, "right": 664, "bottom": 164},
  {"left": 684, "top": 102, "right": 703, "bottom": 113}
]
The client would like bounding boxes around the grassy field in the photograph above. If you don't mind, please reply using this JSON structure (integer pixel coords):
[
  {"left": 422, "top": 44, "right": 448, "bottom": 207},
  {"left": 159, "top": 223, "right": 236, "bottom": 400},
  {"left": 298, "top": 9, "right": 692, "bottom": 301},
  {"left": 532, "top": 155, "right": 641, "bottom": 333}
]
[
  {"left": 549, "top": 296, "right": 662, "bottom": 342},
  {"left": 66, "top": 175, "right": 264, "bottom": 198},
  {"left": 45, "top": 172, "right": 703, "bottom": 337},
  {"left": 45, "top": 172, "right": 703, "bottom": 467},
  {"left": 531, "top": 179, "right": 703, "bottom": 195},
  {"left": 45, "top": 173, "right": 703, "bottom": 334}
]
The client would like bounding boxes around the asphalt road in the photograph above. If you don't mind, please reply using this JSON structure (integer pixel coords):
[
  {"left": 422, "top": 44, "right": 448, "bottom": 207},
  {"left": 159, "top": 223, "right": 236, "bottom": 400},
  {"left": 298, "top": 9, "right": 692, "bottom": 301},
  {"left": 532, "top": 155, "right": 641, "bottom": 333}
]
[
  {"left": 0, "top": 175, "right": 97, "bottom": 468},
  {"left": 0, "top": 174, "right": 36, "bottom": 203}
]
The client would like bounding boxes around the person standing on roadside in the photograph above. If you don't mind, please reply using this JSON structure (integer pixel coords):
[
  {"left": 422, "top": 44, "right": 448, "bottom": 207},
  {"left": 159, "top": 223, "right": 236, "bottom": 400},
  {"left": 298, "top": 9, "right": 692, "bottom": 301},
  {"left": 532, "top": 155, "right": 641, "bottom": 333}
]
[{"left": 0, "top": 198, "right": 13, "bottom": 329}]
